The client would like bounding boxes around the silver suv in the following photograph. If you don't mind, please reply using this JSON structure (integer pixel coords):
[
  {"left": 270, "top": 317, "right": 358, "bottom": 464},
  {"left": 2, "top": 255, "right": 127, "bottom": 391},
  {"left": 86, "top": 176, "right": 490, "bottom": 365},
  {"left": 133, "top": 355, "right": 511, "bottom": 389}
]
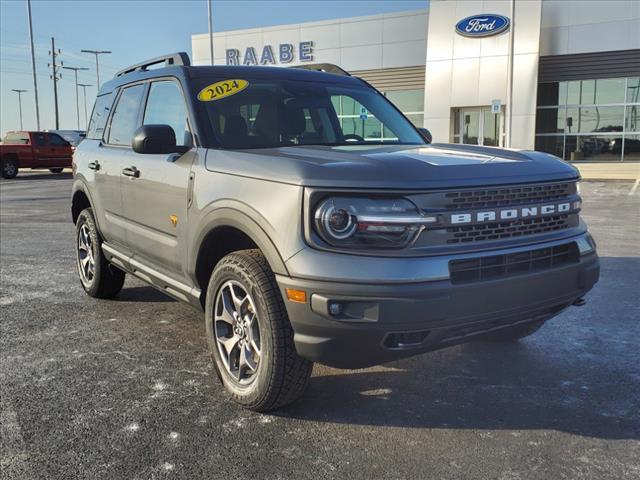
[{"left": 72, "top": 53, "right": 599, "bottom": 411}]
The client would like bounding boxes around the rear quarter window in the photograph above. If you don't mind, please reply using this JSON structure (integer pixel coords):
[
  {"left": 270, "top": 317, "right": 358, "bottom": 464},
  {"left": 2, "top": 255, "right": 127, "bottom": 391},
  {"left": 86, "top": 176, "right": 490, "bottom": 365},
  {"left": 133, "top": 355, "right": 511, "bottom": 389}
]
[
  {"left": 86, "top": 92, "right": 114, "bottom": 140},
  {"left": 2, "top": 132, "right": 30, "bottom": 145}
]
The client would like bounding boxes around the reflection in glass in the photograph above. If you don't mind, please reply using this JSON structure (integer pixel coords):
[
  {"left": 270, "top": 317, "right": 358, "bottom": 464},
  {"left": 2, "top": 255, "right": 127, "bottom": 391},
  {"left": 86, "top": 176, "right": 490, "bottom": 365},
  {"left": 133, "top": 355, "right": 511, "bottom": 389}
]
[
  {"left": 536, "top": 108, "right": 563, "bottom": 133},
  {"left": 564, "top": 135, "right": 622, "bottom": 161},
  {"left": 621, "top": 135, "right": 640, "bottom": 161},
  {"left": 594, "top": 78, "right": 626, "bottom": 104},
  {"left": 626, "top": 105, "right": 639, "bottom": 132},
  {"left": 482, "top": 110, "right": 499, "bottom": 146},
  {"left": 385, "top": 90, "right": 424, "bottom": 113},
  {"left": 535, "top": 136, "right": 564, "bottom": 158},
  {"left": 627, "top": 78, "right": 640, "bottom": 104},
  {"left": 462, "top": 110, "right": 480, "bottom": 145}
]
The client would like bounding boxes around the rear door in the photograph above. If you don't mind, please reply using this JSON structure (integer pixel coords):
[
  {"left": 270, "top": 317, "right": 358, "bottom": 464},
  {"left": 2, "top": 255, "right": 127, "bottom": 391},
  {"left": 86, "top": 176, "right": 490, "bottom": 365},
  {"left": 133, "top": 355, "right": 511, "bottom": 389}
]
[
  {"left": 31, "top": 132, "right": 53, "bottom": 166},
  {"left": 120, "top": 78, "right": 196, "bottom": 279},
  {"left": 47, "top": 133, "right": 73, "bottom": 166},
  {"left": 90, "top": 84, "right": 146, "bottom": 250}
]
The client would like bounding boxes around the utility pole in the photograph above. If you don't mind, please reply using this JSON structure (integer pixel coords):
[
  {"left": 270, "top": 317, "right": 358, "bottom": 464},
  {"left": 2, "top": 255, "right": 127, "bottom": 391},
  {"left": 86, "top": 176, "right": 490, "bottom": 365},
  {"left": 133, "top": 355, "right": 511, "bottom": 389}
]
[
  {"left": 26, "top": 0, "right": 40, "bottom": 130},
  {"left": 81, "top": 49, "right": 111, "bottom": 88},
  {"left": 48, "top": 37, "right": 62, "bottom": 129},
  {"left": 63, "top": 66, "right": 89, "bottom": 129},
  {"left": 11, "top": 89, "right": 28, "bottom": 130},
  {"left": 207, "top": 0, "right": 214, "bottom": 64},
  {"left": 78, "top": 83, "right": 92, "bottom": 130}
]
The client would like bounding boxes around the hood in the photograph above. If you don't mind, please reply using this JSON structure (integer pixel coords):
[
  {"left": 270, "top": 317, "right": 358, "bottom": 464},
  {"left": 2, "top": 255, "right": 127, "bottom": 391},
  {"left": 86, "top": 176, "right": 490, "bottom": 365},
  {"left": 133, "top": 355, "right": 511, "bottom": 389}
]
[{"left": 204, "top": 143, "right": 579, "bottom": 190}]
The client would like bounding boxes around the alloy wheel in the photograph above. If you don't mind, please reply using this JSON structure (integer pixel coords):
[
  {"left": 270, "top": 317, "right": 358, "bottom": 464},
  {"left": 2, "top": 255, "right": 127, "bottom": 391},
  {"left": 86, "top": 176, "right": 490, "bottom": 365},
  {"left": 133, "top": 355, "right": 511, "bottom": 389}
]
[
  {"left": 77, "top": 223, "right": 95, "bottom": 283},
  {"left": 214, "top": 280, "right": 262, "bottom": 384}
]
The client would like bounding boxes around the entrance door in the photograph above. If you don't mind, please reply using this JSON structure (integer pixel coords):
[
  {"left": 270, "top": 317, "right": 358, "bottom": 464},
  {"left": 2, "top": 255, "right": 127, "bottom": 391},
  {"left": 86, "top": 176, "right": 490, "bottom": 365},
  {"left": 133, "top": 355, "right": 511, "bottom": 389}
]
[{"left": 454, "top": 107, "right": 503, "bottom": 146}]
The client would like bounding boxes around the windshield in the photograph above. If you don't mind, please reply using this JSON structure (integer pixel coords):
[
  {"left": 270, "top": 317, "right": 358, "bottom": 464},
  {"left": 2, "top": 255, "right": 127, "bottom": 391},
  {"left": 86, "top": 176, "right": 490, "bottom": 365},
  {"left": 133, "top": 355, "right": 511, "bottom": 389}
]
[{"left": 196, "top": 78, "right": 425, "bottom": 149}]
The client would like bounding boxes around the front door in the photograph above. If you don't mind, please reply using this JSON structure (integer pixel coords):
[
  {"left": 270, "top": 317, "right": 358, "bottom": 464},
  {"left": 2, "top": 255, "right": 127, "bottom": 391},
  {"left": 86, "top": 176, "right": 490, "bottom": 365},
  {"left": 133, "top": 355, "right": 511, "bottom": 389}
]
[
  {"left": 120, "top": 79, "right": 195, "bottom": 279},
  {"left": 454, "top": 107, "right": 503, "bottom": 147}
]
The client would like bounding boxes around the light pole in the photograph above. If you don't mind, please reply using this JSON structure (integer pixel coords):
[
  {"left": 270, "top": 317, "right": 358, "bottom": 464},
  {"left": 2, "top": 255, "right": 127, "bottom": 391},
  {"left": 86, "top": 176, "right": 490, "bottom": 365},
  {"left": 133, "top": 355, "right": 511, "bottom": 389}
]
[
  {"left": 63, "top": 66, "right": 89, "bottom": 129},
  {"left": 207, "top": 0, "right": 214, "bottom": 64},
  {"left": 11, "top": 89, "right": 28, "bottom": 130},
  {"left": 78, "top": 83, "right": 92, "bottom": 130},
  {"left": 80, "top": 49, "right": 111, "bottom": 88},
  {"left": 26, "top": 0, "right": 40, "bottom": 130}
]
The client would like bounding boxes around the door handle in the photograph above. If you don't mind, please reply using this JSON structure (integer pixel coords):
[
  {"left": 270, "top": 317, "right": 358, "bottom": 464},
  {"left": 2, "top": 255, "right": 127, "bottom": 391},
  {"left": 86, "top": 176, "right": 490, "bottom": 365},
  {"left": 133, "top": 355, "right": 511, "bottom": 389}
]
[
  {"left": 122, "top": 166, "right": 140, "bottom": 178},
  {"left": 88, "top": 161, "right": 100, "bottom": 171}
]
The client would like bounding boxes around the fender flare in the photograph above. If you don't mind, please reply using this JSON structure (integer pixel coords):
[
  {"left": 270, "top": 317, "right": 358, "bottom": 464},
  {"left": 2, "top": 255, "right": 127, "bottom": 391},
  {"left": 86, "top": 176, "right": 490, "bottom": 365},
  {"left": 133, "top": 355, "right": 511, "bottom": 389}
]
[
  {"left": 189, "top": 206, "right": 289, "bottom": 280},
  {"left": 71, "top": 179, "right": 99, "bottom": 228}
]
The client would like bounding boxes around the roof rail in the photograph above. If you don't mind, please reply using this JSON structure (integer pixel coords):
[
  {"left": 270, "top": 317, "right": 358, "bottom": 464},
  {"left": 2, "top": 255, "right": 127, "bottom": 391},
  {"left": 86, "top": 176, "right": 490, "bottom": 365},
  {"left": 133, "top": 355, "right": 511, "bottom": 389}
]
[
  {"left": 293, "top": 63, "right": 350, "bottom": 76},
  {"left": 115, "top": 52, "right": 191, "bottom": 78}
]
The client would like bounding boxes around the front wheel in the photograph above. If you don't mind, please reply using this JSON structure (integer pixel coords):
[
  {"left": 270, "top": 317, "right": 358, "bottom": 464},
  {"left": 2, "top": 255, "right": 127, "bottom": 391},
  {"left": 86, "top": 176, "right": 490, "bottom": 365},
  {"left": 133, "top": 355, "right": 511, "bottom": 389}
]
[
  {"left": 49, "top": 168, "right": 64, "bottom": 173},
  {"left": 75, "top": 208, "right": 125, "bottom": 298},
  {"left": 1, "top": 158, "right": 18, "bottom": 179},
  {"left": 205, "top": 250, "right": 312, "bottom": 411}
]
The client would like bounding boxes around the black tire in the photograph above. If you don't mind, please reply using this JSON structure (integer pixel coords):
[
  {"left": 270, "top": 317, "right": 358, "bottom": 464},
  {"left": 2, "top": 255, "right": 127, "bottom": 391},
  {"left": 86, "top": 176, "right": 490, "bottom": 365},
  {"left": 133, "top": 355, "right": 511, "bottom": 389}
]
[
  {"left": 75, "top": 208, "right": 125, "bottom": 298},
  {"left": 1, "top": 157, "right": 18, "bottom": 179},
  {"left": 205, "top": 249, "right": 312, "bottom": 412},
  {"left": 49, "top": 168, "right": 64, "bottom": 173},
  {"left": 483, "top": 320, "right": 545, "bottom": 342}
]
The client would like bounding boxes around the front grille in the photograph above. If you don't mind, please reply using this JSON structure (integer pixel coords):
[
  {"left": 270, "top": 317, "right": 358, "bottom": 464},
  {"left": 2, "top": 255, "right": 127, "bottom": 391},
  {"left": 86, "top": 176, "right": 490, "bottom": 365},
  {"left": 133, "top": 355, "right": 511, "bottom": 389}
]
[
  {"left": 444, "top": 183, "right": 572, "bottom": 209},
  {"left": 446, "top": 214, "right": 570, "bottom": 244},
  {"left": 449, "top": 242, "right": 578, "bottom": 284}
]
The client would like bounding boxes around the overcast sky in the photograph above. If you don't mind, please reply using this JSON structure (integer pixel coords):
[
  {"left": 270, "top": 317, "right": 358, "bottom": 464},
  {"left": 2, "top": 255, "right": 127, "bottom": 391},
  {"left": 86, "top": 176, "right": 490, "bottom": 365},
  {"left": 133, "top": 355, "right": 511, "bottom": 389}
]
[{"left": 0, "top": 0, "right": 427, "bottom": 134}]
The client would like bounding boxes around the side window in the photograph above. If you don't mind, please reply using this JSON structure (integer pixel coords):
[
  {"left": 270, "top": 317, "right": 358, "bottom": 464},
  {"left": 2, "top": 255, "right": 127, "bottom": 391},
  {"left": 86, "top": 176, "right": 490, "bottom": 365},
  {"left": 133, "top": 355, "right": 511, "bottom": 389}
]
[
  {"left": 48, "top": 134, "right": 68, "bottom": 146},
  {"left": 107, "top": 84, "right": 145, "bottom": 146},
  {"left": 87, "top": 92, "right": 114, "bottom": 140},
  {"left": 143, "top": 81, "right": 191, "bottom": 146},
  {"left": 34, "top": 133, "right": 47, "bottom": 146}
]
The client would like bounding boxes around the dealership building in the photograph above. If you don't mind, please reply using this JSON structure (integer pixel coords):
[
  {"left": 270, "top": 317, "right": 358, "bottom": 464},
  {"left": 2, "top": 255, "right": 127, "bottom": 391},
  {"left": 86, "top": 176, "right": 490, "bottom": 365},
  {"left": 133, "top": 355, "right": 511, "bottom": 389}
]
[{"left": 192, "top": 0, "right": 640, "bottom": 163}]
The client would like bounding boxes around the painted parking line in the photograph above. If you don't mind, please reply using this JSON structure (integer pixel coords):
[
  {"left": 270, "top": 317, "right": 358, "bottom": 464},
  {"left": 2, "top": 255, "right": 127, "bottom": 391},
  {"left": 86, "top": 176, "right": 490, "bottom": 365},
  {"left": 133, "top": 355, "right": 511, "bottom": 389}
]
[{"left": 629, "top": 179, "right": 640, "bottom": 196}]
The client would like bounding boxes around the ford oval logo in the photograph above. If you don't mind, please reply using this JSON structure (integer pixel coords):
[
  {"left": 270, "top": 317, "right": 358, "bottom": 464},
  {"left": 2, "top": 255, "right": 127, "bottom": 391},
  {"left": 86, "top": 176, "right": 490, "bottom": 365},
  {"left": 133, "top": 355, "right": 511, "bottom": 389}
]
[{"left": 455, "top": 14, "right": 510, "bottom": 37}]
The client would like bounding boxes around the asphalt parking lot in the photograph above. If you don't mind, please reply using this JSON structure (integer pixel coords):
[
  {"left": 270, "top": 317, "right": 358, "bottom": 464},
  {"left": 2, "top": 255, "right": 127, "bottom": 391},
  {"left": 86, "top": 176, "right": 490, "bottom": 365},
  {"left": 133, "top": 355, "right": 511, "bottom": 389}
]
[{"left": 1, "top": 173, "right": 639, "bottom": 480}]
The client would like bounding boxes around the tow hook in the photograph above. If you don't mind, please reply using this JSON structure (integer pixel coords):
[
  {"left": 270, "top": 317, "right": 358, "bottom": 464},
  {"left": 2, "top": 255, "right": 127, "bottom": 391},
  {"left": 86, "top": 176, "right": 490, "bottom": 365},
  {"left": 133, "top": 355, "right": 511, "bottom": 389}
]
[{"left": 573, "top": 297, "right": 586, "bottom": 307}]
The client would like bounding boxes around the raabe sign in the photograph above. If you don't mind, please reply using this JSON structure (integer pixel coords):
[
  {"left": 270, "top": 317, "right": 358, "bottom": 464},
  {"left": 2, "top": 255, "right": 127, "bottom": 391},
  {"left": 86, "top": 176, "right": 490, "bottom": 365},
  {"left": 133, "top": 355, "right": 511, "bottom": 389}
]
[
  {"left": 226, "top": 41, "right": 314, "bottom": 66},
  {"left": 455, "top": 14, "right": 510, "bottom": 38}
]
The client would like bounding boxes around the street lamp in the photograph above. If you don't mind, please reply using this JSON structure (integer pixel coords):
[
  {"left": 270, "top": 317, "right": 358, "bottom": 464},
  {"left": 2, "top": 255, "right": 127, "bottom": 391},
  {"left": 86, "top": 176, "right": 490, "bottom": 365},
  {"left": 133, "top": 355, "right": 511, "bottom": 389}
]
[
  {"left": 80, "top": 49, "right": 111, "bottom": 88},
  {"left": 78, "top": 83, "right": 92, "bottom": 130},
  {"left": 62, "top": 66, "right": 89, "bottom": 129},
  {"left": 11, "top": 89, "right": 28, "bottom": 130}
]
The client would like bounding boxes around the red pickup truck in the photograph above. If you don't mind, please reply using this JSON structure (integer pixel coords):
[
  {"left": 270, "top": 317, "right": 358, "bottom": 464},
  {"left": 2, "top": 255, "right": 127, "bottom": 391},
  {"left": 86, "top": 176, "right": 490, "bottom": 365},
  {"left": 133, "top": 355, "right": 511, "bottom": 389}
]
[{"left": 1, "top": 131, "right": 74, "bottom": 179}]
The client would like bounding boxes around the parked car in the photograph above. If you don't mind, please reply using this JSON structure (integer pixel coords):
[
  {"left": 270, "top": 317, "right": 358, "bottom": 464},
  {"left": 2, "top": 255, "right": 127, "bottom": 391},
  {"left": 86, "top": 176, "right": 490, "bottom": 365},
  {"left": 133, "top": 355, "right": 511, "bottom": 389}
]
[
  {"left": 72, "top": 53, "right": 599, "bottom": 411},
  {"left": 1, "top": 131, "right": 73, "bottom": 179},
  {"left": 46, "top": 129, "right": 86, "bottom": 149}
]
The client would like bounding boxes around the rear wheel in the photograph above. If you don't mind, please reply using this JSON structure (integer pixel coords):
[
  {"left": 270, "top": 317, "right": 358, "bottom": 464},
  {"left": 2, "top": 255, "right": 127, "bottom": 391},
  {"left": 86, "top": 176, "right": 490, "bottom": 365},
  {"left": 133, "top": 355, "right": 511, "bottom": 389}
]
[
  {"left": 75, "top": 208, "right": 125, "bottom": 298},
  {"left": 205, "top": 249, "right": 312, "bottom": 412},
  {"left": 1, "top": 157, "right": 18, "bottom": 179},
  {"left": 484, "top": 320, "right": 545, "bottom": 342},
  {"left": 49, "top": 168, "right": 64, "bottom": 173}
]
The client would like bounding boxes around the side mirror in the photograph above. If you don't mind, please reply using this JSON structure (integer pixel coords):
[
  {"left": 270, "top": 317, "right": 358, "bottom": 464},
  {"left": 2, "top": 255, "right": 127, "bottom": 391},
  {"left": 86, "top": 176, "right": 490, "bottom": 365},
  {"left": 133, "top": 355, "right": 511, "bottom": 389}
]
[
  {"left": 417, "top": 127, "right": 432, "bottom": 144},
  {"left": 132, "top": 125, "right": 189, "bottom": 155}
]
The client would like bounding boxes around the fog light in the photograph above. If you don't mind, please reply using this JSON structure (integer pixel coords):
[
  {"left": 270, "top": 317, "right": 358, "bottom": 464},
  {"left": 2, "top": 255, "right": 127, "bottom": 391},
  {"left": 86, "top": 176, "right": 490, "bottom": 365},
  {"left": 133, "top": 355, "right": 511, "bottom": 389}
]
[{"left": 328, "top": 302, "right": 342, "bottom": 316}]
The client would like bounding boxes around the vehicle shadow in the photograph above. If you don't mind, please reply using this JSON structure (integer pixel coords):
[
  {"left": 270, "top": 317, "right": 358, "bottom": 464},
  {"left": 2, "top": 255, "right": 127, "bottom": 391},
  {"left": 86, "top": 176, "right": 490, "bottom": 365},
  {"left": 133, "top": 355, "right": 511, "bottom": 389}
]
[
  {"left": 115, "top": 286, "right": 177, "bottom": 303},
  {"left": 278, "top": 340, "right": 639, "bottom": 440},
  {"left": 4, "top": 172, "right": 73, "bottom": 181}
]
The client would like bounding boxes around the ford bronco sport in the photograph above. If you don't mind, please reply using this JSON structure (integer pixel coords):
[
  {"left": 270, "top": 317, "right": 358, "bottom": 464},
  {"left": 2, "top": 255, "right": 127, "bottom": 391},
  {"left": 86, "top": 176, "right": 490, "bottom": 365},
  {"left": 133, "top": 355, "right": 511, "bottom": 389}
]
[{"left": 71, "top": 53, "right": 599, "bottom": 411}]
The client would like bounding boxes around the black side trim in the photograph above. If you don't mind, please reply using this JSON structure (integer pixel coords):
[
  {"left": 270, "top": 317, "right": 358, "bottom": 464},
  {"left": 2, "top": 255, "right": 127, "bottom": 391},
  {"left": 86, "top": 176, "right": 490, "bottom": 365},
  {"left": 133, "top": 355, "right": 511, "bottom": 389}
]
[{"left": 538, "top": 49, "right": 640, "bottom": 82}]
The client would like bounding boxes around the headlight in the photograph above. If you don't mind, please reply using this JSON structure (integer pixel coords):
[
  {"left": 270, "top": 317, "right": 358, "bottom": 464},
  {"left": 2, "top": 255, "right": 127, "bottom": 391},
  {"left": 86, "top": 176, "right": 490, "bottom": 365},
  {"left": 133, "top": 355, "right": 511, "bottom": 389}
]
[{"left": 313, "top": 197, "right": 437, "bottom": 249}]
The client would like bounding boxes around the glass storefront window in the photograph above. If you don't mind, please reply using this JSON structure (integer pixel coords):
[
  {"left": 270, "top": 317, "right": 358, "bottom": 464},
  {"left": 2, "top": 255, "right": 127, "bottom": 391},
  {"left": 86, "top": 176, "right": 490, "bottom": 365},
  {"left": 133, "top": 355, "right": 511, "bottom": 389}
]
[
  {"left": 535, "top": 136, "right": 565, "bottom": 159},
  {"left": 626, "top": 105, "right": 639, "bottom": 132},
  {"left": 626, "top": 78, "right": 640, "bottom": 103},
  {"left": 622, "top": 135, "right": 640, "bottom": 161},
  {"left": 536, "top": 76, "right": 638, "bottom": 161}
]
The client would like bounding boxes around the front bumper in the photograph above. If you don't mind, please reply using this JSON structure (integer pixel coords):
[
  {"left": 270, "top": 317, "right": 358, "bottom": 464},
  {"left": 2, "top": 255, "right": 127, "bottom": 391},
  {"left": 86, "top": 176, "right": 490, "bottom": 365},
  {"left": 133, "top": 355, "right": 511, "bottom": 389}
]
[{"left": 277, "top": 237, "right": 599, "bottom": 369}]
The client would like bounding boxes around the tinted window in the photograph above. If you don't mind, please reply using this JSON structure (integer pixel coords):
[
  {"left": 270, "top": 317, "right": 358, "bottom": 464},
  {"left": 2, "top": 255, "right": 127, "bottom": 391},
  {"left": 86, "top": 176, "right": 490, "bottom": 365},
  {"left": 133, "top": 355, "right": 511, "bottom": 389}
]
[
  {"left": 2, "top": 132, "right": 30, "bottom": 144},
  {"left": 107, "top": 85, "right": 145, "bottom": 146},
  {"left": 34, "top": 133, "right": 47, "bottom": 146},
  {"left": 87, "top": 93, "right": 114, "bottom": 140},
  {"left": 48, "top": 133, "right": 68, "bottom": 146},
  {"left": 143, "top": 81, "right": 191, "bottom": 146},
  {"left": 198, "top": 78, "right": 423, "bottom": 149}
]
